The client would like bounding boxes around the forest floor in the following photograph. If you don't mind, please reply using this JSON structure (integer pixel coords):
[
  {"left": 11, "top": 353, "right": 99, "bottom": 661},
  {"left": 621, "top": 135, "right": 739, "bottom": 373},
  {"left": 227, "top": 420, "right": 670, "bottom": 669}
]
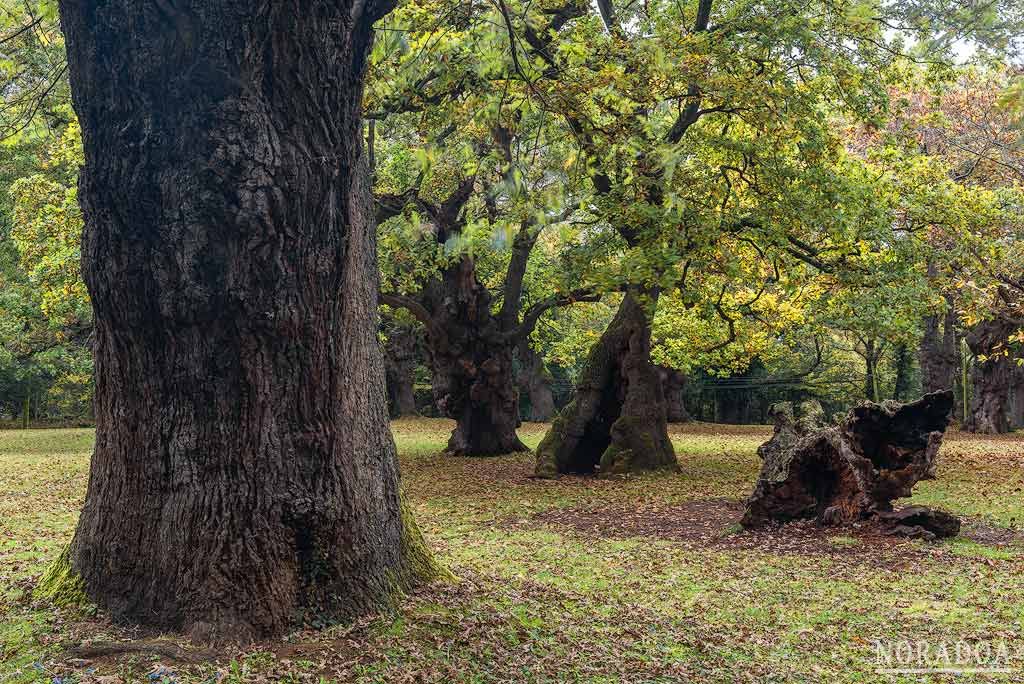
[{"left": 2, "top": 420, "right": 1024, "bottom": 683}]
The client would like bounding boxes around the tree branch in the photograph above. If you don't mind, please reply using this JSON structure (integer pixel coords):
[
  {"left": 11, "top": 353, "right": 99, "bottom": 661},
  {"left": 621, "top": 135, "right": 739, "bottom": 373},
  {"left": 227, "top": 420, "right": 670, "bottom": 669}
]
[
  {"left": 380, "top": 293, "right": 433, "bottom": 328},
  {"left": 510, "top": 287, "right": 601, "bottom": 341}
]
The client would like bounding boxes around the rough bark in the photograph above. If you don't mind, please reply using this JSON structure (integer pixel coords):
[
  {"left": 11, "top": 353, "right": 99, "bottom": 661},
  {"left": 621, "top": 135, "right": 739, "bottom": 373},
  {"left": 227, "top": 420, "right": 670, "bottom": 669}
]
[
  {"left": 379, "top": 179, "right": 591, "bottom": 453},
  {"left": 56, "top": 0, "right": 439, "bottom": 640},
  {"left": 741, "top": 391, "right": 954, "bottom": 528},
  {"left": 384, "top": 323, "right": 420, "bottom": 418},
  {"left": 517, "top": 341, "right": 556, "bottom": 422},
  {"left": 657, "top": 366, "right": 692, "bottom": 423},
  {"left": 964, "top": 318, "right": 1015, "bottom": 434},
  {"left": 535, "top": 290, "right": 677, "bottom": 477},
  {"left": 421, "top": 258, "right": 527, "bottom": 455}
]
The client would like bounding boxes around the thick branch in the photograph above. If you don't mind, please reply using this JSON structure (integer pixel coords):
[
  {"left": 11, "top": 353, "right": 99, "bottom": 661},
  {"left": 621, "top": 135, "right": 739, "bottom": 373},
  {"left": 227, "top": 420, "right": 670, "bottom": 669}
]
[
  {"left": 375, "top": 186, "right": 429, "bottom": 224},
  {"left": 498, "top": 202, "right": 579, "bottom": 331},
  {"left": 380, "top": 293, "right": 433, "bottom": 328},
  {"left": 511, "top": 287, "right": 600, "bottom": 341},
  {"left": 664, "top": 0, "right": 713, "bottom": 144}
]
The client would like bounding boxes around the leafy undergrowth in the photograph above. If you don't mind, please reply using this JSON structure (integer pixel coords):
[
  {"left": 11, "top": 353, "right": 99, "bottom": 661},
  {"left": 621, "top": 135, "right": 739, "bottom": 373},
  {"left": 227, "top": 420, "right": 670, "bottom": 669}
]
[{"left": 2, "top": 421, "right": 1023, "bottom": 683}]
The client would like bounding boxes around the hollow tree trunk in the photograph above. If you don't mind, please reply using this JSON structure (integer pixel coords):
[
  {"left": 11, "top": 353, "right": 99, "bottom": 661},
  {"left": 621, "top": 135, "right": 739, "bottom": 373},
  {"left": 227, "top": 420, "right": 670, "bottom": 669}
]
[
  {"left": 742, "top": 391, "right": 954, "bottom": 528},
  {"left": 57, "top": 0, "right": 436, "bottom": 640},
  {"left": 384, "top": 324, "right": 420, "bottom": 417},
  {"left": 964, "top": 318, "right": 1014, "bottom": 434},
  {"left": 517, "top": 341, "right": 556, "bottom": 422},
  {"left": 658, "top": 366, "right": 692, "bottom": 423},
  {"left": 535, "top": 290, "right": 676, "bottom": 477},
  {"left": 424, "top": 258, "right": 526, "bottom": 455}
]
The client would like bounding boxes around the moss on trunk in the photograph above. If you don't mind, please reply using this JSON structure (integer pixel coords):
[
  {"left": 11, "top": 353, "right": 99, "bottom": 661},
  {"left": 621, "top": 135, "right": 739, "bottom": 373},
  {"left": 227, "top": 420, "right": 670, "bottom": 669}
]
[
  {"left": 34, "top": 544, "right": 88, "bottom": 608},
  {"left": 534, "top": 290, "right": 676, "bottom": 477}
]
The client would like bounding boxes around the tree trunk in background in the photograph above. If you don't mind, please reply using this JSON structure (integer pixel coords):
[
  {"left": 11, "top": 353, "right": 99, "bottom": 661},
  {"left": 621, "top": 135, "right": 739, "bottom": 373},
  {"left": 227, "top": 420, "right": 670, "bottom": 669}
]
[
  {"left": 919, "top": 292, "right": 960, "bottom": 415},
  {"left": 384, "top": 325, "right": 419, "bottom": 417},
  {"left": 59, "top": 0, "right": 436, "bottom": 640},
  {"left": 517, "top": 341, "right": 556, "bottom": 422},
  {"left": 658, "top": 366, "right": 692, "bottom": 423},
  {"left": 863, "top": 339, "right": 879, "bottom": 401},
  {"left": 964, "top": 318, "right": 1014, "bottom": 434},
  {"left": 535, "top": 290, "right": 676, "bottom": 477},
  {"left": 892, "top": 344, "right": 911, "bottom": 402},
  {"left": 1010, "top": 364, "right": 1024, "bottom": 430},
  {"left": 423, "top": 258, "right": 526, "bottom": 455}
]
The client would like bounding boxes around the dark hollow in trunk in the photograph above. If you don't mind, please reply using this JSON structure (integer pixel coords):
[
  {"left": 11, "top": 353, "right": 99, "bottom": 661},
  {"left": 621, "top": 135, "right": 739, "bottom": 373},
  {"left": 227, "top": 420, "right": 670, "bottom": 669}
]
[
  {"left": 384, "top": 323, "right": 420, "bottom": 418},
  {"left": 518, "top": 341, "right": 556, "bottom": 422},
  {"left": 964, "top": 318, "right": 1015, "bottom": 434},
  {"left": 741, "top": 391, "right": 954, "bottom": 528},
  {"left": 657, "top": 366, "right": 692, "bottom": 423},
  {"left": 535, "top": 291, "right": 677, "bottom": 477},
  {"left": 57, "top": 0, "right": 437, "bottom": 640},
  {"left": 424, "top": 258, "right": 526, "bottom": 456}
]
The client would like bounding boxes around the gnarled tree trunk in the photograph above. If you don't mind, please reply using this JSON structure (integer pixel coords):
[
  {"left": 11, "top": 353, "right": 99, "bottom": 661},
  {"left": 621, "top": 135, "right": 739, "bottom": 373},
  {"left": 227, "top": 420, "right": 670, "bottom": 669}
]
[
  {"left": 378, "top": 173, "right": 592, "bottom": 454},
  {"left": 58, "top": 0, "right": 436, "bottom": 640},
  {"left": 423, "top": 258, "right": 526, "bottom": 455},
  {"left": 964, "top": 318, "right": 1015, "bottom": 434},
  {"left": 518, "top": 341, "right": 556, "bottom": 422},
  {"left": 535, "top": 290, "right": 676, "bottom": 477}
]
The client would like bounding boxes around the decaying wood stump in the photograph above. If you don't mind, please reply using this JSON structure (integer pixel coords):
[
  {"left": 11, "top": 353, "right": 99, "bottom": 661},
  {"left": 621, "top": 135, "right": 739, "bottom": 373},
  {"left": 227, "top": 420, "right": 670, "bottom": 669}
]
[{"left": 741, "top": 391, "right": 955, "bottom": 530}]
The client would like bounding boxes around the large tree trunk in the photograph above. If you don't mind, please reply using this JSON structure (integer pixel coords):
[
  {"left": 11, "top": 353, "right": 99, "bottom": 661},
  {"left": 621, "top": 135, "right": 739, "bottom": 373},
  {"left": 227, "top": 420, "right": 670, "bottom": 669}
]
[
  {"left": 535, "top": 290, "right": 676, "bottom": 477},
  {"left": 964, "top": 318, "right": 1015, "bottom": 434},
  {"left": 57, "top": 0, "right": 437, "bottom": 640},
  {"left": 424, "top": 258, "right": 526, "bottom": 455},
  {"left": 384, "top": 324, "right": 420, "bottom": 417},
  {"left": 517, "top": 341, "right": 556, "bottom": 422},
  {"left": 658, "top": 366, "right": 692, "bottom": 423}
]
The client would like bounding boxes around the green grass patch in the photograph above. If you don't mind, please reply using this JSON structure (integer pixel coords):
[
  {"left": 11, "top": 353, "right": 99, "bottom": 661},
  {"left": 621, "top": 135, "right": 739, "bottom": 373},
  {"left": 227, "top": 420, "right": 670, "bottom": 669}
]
[{"left": 2, "top": 421, "right": 1023, "bottom": 683}]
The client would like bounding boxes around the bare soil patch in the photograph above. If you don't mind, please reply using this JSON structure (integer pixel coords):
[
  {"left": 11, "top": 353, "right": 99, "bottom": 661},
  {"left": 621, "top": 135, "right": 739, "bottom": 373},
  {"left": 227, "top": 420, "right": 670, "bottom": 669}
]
[{"left": 523, "top": 498, "right": 1022, "bottom": 560}]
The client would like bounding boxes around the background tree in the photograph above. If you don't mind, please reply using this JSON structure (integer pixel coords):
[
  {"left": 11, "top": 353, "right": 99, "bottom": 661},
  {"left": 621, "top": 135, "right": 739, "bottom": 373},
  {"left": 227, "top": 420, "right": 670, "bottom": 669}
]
[{"left": 368, "top": 25, "right": 602, "bottom": 455}]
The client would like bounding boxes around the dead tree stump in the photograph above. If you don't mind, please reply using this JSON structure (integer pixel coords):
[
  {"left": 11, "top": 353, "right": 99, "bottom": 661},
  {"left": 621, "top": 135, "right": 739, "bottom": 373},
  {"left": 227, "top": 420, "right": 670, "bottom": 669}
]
[{"left": 741, "top": 391, "right": 955, "bottom": 529}]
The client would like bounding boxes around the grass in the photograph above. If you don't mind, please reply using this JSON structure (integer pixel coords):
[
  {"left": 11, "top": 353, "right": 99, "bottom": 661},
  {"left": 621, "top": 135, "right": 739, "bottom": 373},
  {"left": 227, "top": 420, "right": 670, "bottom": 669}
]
[{"left": 2, "top": 419, "right": 1024, "bottom": 683}]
